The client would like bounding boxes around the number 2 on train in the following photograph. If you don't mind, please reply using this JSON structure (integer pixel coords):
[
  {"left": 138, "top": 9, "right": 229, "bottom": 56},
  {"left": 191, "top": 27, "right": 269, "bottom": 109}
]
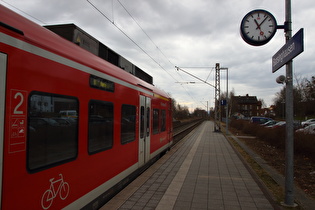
[{"left": 11, "top": 90, "right": 27, "bottom": 116}]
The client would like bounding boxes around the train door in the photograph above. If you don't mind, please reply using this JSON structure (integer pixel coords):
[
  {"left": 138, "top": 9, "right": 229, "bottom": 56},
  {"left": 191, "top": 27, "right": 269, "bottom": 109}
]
[
  {"left": 0, "top": 53, "right": 7, "bottom": 206},
  {"left": 139, "top": 95, "right": 151, "bottom": 167}
]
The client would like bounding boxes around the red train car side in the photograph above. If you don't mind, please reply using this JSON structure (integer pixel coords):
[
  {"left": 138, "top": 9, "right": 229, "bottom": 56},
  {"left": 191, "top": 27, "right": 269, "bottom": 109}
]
[{"left": 0, "top": 5, "right": 173, "bottom": 209}]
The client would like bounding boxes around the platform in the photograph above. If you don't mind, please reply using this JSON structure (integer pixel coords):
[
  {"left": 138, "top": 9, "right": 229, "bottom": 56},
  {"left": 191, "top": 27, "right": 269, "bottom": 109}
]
[{"left": 101, "top": 121, "right": 275, "bottom": 210}]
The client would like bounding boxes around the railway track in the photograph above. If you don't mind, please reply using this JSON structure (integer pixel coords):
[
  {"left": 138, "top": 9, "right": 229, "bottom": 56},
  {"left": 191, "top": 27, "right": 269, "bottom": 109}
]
[{"left": 172, "top": 118, "right": 205, "bottom": 145}]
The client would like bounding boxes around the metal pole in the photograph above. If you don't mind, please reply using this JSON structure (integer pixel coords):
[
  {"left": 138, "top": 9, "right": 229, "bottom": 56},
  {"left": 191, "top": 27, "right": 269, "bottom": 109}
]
[
  {"left": 207, "top": 101, "right": 209, "bottom": 119},
  {"left": 215, "top": 63, "right": 221, "bottom": 132},
  {"left": 226, "top": 69, "right": 228, "bottom": 135},
  {"left": 284, "top": 0, "right": 295, "bottom": 206},
  {"left": 220, "top": 68, "right": 229, "bottom": 135}
]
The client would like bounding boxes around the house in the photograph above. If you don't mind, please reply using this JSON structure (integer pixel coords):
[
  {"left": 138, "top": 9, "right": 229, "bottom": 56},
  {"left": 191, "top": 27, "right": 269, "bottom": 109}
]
[{"left": 231, "top": 94, "right": 262, "bottom": 117}]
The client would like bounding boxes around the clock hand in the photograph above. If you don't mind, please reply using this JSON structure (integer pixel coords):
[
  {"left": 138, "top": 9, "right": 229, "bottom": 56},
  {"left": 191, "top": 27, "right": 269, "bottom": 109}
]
[
  {"left": 254, "top": 19, "right": 261, "bottom": 30},
  {"left": 254, "top": 19, "right": 265, "bottom": 36},
  {"left": 254, "top": 17, "right": 268, "bottom": 37},
  {"left": 256, "top": 17, "right": 268, "bottom": 29}
]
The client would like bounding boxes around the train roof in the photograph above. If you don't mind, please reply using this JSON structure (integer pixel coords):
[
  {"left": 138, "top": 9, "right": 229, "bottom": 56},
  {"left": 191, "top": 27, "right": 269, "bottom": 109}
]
[{"left": 0, "top": 5, "right": 170, "bottom": 99}]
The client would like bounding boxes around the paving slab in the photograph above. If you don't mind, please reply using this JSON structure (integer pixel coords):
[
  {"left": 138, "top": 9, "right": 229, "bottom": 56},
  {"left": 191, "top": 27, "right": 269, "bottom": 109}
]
[{"left": 101, "top": 121, "right": 274, "bottom": 210}]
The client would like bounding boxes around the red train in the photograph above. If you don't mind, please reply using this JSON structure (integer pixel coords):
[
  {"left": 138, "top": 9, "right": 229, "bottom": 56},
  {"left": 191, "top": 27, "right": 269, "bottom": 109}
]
[{"left": 0, "top": 5, "right": 173, "bottom": 209}]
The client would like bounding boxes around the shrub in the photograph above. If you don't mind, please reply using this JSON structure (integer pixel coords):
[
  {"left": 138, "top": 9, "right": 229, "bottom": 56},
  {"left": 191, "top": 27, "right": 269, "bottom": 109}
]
[
  {"left": 230, "top": 119, "right": 246, "bottom": 131},
  {"left": 295, "top": 133, "right": 315, "bottom": 161},
  {"left": 230, "top": 119, "right": 315, "bottom": 162}
]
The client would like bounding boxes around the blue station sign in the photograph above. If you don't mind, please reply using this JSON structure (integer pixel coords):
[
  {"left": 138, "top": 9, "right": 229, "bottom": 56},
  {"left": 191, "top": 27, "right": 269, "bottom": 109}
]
[{"left": 272, "top": 28, "right": 304, "bottom": 73}]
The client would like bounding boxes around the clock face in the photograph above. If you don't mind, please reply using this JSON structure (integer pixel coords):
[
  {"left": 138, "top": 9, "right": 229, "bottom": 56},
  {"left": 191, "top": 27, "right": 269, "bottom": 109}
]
[{"left": 240, "top": 9, "right": 277, "bottom": 46}]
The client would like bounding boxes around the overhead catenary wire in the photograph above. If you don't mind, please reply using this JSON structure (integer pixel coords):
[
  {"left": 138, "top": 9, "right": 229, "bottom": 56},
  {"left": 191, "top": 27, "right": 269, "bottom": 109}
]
[
  {"left": 117, "top": 0, "right": 175, "bottom": 68},
  {"left": 175, "top": 66, "right": 215, "bottom": 88},
  {"left": 115, "top": 1, "right": 186, "bottom": 90},
  {"left": 87, "top": 0, "right": 202, "bottom": 106},
  {"left": 87, "top": 0, "right": 179, "bottom": 82},
  {"left": 1, "top": 0, "right": 46, "bottom": 24},
  {"left": 176, "top": 66, "right": 215, "bottom": 83},
  {"left": 115, "top": 0, "right": 184, "bottom": 86}
]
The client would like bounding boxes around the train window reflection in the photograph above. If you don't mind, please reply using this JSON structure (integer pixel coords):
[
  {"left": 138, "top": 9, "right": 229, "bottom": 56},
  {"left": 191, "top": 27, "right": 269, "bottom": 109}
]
[
  {"left": 153, "top": 109, "right": 159, "bottom": 134},
  {"left": 140, "top": 106, "right": 144, "bottom": 138},
  {"left": 88, "top": 100, "right": 113, "bottom": 154},
  {"left": 27, "top": 92, "right": 78, "bottom": 172},
  {"left": 121, "top": 104, "right": 136, "bottom": 144},
  {"left": 161, "top": 110, "right": 166, "bottom": 132},
  {"left": 153, "top": 109, "right": 160, "bottom": 134},
  {"left": 146, "top": 107, "right": 150, "bottom": 137}
]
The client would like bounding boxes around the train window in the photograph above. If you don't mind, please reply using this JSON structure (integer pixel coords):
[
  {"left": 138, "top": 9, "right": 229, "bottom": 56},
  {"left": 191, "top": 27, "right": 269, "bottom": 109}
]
[
  {"left": 121, "top": 104, "right": 136, "bottom": 144},
  {"left": 90, "top": 75, "right": 115, "bottom": 92},
  {"left": 140, "top": 106, "right": 144, "bottom": 138},
  {"left": 88, "top": 100, "right": 114, "bottom": 154},
  {"left": 161, "top": 110, "right": 166, "bottom": 132},
  {"left": 153, "top": 109, "right": 159, "bottom": 134},
  {"left": 146, "top": 107, "right": 150, "bottom": 137},
  {"left": 27, "top": 92, "right": 78, "bottom": 172}
]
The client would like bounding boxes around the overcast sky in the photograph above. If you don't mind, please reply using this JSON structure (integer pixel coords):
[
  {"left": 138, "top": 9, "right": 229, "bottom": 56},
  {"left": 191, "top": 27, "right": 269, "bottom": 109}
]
[{"left": 2, "top": 0, "right": 314, "bottom": 111}]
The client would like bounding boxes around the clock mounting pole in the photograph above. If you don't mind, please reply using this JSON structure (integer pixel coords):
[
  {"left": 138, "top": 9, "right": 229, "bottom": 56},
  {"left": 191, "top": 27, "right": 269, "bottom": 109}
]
[{"left": 282, "top": 0, "right": 296, "bottom": 207}]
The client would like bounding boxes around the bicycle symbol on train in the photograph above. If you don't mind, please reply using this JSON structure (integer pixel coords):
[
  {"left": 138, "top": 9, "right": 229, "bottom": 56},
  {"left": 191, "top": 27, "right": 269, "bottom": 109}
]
[{"left": 41, "top": 174, "right": 70, "bottom": 209}]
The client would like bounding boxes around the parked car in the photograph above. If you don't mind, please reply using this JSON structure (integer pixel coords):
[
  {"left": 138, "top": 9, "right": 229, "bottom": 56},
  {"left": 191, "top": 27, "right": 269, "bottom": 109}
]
[
  {"left": 59, "top": 110, "right": 78, "bottom": 118},
  {"left": 266, "top": 121, "right": 286, "bottom": 128},
  {"left": 261, "top": 120, "right": 277, "bottom": 127},
  {"left": 267, "top": 121, "right": 300, "bottom": 129},
  {"left": 301, "top": 119, "right": 315, "bottom": 127},
  {"left": 296, "top": 124, "right": 315, "bottom": 134},
  {"left": 250, "top": 116, "right": 272, "bottom": 124},
  {"left": 52, "top": 117, "right": 72, "bottom": 126}
]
